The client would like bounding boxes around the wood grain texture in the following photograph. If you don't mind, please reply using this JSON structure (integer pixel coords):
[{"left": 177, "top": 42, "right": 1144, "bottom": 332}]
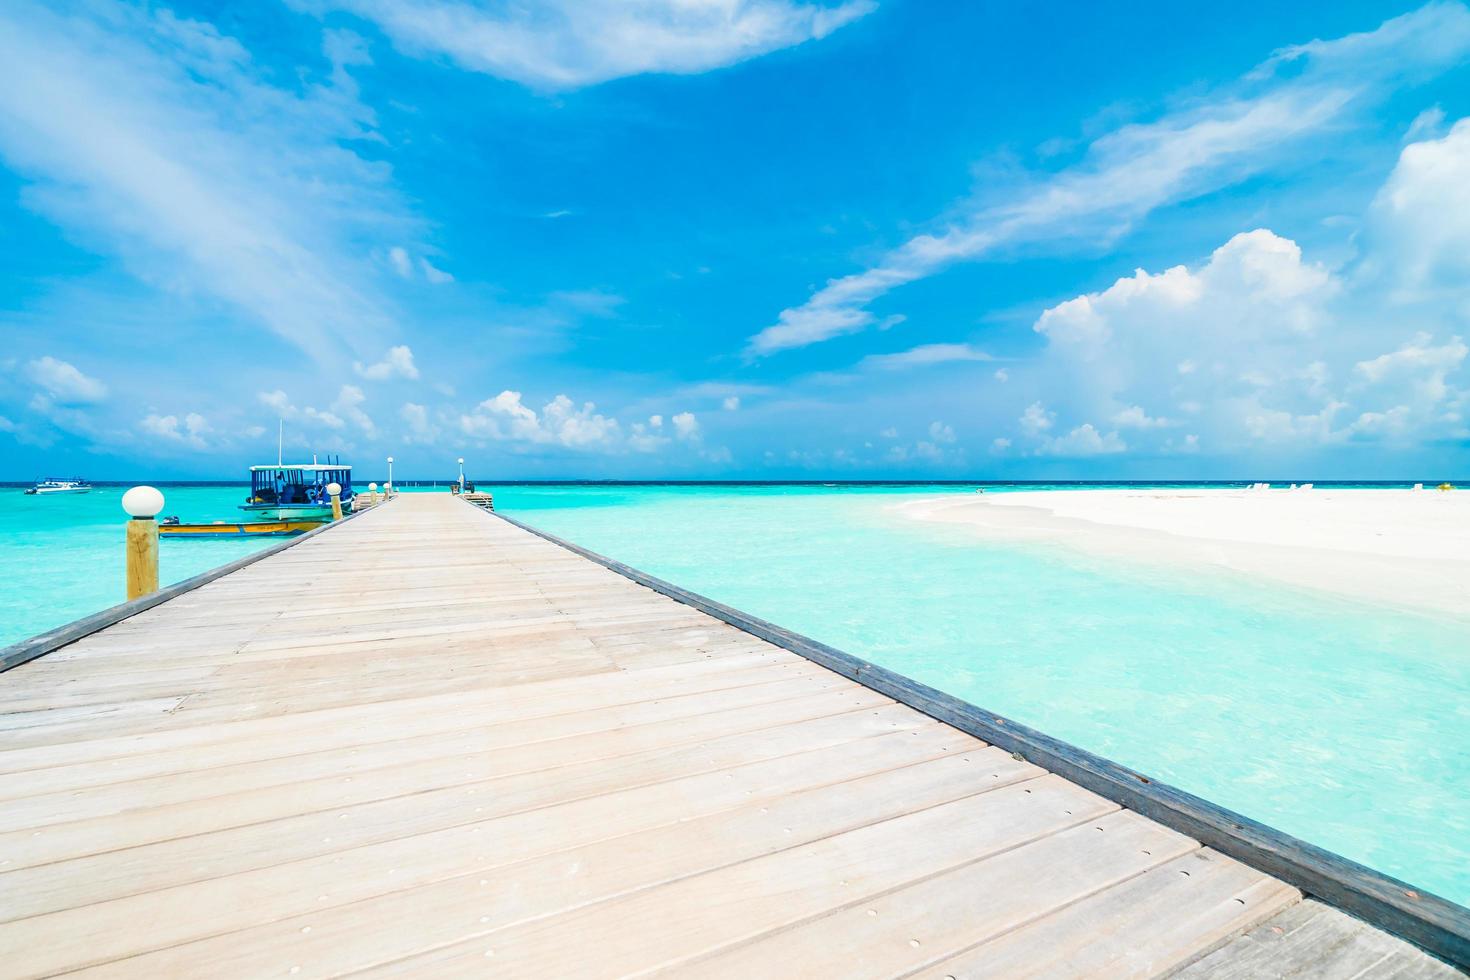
[
  {"left": 0, "top": 493, "right": 1455, "bottom": 978},
  {"left": 1172, "top": 899, "right": 1467, "bottom": 979}
]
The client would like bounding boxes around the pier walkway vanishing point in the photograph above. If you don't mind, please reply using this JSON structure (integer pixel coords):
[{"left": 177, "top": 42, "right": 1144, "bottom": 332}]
[{"left": 0, "top": 493, "right": 1464, "bottom": 978}]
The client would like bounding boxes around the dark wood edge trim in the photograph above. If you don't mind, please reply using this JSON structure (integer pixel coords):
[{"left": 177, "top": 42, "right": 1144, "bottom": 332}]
[
  {"left": 483, "top": 504, "right": 1470, "bottom": 968},
  {"left": 0, "top": 498, "right": 391, "bottom": 674}
]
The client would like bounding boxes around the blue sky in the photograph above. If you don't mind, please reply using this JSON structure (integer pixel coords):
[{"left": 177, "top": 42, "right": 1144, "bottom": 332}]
[{"left": 1, "top": 0, "right": 1468, "bottom": 480}]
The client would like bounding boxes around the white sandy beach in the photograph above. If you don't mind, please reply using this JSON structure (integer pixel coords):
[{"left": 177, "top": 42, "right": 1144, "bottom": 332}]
[{"left": 896, "top": 488, "right": 1470, "bottom": 619}]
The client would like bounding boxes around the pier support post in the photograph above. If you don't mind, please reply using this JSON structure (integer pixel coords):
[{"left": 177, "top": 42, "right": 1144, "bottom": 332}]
[
  {"left": 121, "top": 486, "right": 163, "bottom": 601},
  {"left": 327, "top": 482, "right": 343, "bottom": 521}
]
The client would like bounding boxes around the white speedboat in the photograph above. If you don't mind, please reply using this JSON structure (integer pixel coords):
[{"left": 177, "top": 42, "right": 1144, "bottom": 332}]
[{"left": 25, "top": 478, "right": 92, "bottom": 495}]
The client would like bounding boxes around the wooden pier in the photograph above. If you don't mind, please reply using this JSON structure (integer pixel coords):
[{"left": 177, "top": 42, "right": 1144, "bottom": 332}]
[{"left": 0, "top": 493, "right": 1463, "bottom": 977}]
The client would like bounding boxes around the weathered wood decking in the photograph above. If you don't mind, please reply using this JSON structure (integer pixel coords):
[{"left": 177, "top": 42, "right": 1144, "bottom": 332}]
[{"left": 0, "top": 493, "right": 1461, "bottom": 977}]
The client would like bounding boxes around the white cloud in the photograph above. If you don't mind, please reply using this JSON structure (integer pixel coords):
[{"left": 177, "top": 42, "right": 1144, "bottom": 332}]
[
  {"left": 26, "top": 356, "right": 107, "bottom": 404},
  {"left": 859, "top": 343, "right": 993, "bottom": 370},
  {"left": 993, "top": 368, "right": 1009, "bottom": 382},
  {"left": 928, "top": 420, "right": 955, "bottom": 443},
  {"left": 1355, "top": 333, "right": 1467, "bottom": 383},
  {"left": 628, "top": 416, "right": 669, "bottom": 452},
  {"left": 316, "top": 0, "right": 876, "bottom": 90},
  {"left": 722, "top": 396, "right": 741, "bottom": 411},
  {"left": 258, "top": 389, "right": 293, "bottom": 415},
  {"left": 879, "top": 426, "right": 898, "bottom": 439},
  {"left": 333, "top": 384, "right": 375, "bottom": 435},
  {"left": 1019, "top": 401, "right": 1054, "bottom": 436},
  {"left": 386, "top": 246, "right": 453, "bottom": 283},
  {"left": 302, "top": 406, "right": 346, "bottom": 429},
  {"left": 456, "top": 392, "right": 714, "bottom": 455},
  {"left": 1041, "top": 423, "right": 1127, "bottom": 457},
  {"left": 0, "top": 4, "right": 410, "bottom": 362},
  {"left": 1014, "top": 224, "right": 1468, "bottom": 453},
  {"left": 388, "top": 246, "right": 413, "bottom": 278},
  {"left": 354, "top": 344, "right": 420, "bottom": 381},
  {"left": 672, "top": 411, "right": 700, "bottom": 440},
  {"left": 1369, "top": 117, "right": 1470, "bottom": 291},
  {"left": 748, "top": 3, "right": 1470, "bottom": 355},
  {"left": 140, "top": 411, "right": 211, "bottom": 448},
  {"left": 1405, "top": 105, "right": 1446, "bottom": 142},
  {"left": 461, "top": 390, "right": 621, "bottom": 449},
  {"left": 400, "top": 401, "right": 439, "bottom": 443},
  {"left": 255, "top": 386, "right": 371, "bottom": 434},
  {"left": 420, "top": 257, "right": 453, "bottom": 284},
  {"left": 1111, "top": 405, "right": 1174, "bottom": 429}
]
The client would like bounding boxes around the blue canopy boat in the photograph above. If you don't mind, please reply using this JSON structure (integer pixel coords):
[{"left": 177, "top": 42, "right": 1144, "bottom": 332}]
[{"left": 241, "top": 459, "right": 353, "bottom": 521}]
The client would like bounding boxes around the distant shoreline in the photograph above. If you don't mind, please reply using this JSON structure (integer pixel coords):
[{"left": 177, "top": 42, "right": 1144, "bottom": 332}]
[{"left": 896, "top": 488, "right": 1470, "bottom": 621}]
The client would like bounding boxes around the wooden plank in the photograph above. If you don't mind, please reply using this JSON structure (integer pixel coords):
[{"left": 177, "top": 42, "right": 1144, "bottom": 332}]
[
  {"left": 668, "top": 810, "right": 1201, "bottom": 979},
  {"left": 908, "top": 849, "right": 1299, "bottom": 979},
  {"left": 0, "top": 686, "right": 893, "bottom": 865},
  {"left": 1173, "top": 899, "right": 1465, "bottom": 979},
  {"left": 348, "top": 775, "right": 1122, "bottom": 977},
  {"left": 42, "top": 747, "right": 1032, "bottom": 978},
  {"left": 0, "top": 724, "right": 976, "bottom": 976},
  {"left": 0, "top": 679, "right": 873, "bottom": 828},
  {"left": 0, "top": 652, "right": 818, "bottom": 779},
  {"left": 0, "top": 706, "right": 954, "bottom": 921}
]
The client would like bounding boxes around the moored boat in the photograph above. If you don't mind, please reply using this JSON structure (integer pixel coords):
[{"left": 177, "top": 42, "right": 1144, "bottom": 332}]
[
  {"left": 24, "top": 478, "right": 92, "bottom": 495},
  {"left": 240, "top": 459, "right": 353, "bottom": 520},
  {"left": 161, "top": 519, "right": 321, "bottom": 538}
]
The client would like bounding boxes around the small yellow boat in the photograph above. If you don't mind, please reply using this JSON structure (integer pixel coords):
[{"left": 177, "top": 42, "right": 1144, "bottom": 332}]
[{"left": 160, "top": 520, "right": 323, "bottom": 538}]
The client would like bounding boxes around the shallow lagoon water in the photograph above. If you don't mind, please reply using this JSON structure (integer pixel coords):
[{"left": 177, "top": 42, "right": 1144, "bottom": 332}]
[
  {"left": 3, "top": 481, "right": 1467, "bottom": 906},
  {"left": 493, "top": 483, "right": 1470, "bottom": 906},
  {"left": 0, "top": 486, "right": 274, "bottom": 646}
]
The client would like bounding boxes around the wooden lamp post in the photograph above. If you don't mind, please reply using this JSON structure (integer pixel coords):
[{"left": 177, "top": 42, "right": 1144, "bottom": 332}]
[{"left": 122, "top": 486, "right": 164, "bottom": 601}]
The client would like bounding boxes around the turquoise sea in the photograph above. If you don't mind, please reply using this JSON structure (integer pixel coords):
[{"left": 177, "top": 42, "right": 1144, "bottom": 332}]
[
  {"left": 3, "top": 482, "right": 1467, "bottom": 907},
  {"left": 0, "top": 485, "right": 274, "bottom": 643}
]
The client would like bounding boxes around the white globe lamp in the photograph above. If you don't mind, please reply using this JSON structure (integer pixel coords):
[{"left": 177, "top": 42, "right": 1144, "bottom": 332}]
[{"left": 121, "top": 486, "right": 165, "bottom": 519}]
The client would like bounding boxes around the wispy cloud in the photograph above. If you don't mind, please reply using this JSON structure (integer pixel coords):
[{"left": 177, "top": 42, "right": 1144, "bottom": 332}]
[
  {"left": 26, "top": 356, "right": 107, "bottom": 404},
  {"left": 748, "top": 2, "right": 1470, "bottom": 356},
  {"left": 312, "top": 0, "right": 876, "bottom": 90},
  {"left": 859, "top": 342, "right": 992, "bottom": 370},
  {"left": 0, "top": 2, "right": 415, "bottom": 363}
]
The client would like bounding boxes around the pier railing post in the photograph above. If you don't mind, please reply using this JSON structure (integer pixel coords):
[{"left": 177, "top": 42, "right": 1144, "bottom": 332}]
[
  {"left": 368, "top": 482, "right": 379, "bottom": 505},
  {"left": 327, "top": 482, "right": 343, "bottom": 521},
  {"left": 121, "top": 486, "right": 163, "bottom": 601}
]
